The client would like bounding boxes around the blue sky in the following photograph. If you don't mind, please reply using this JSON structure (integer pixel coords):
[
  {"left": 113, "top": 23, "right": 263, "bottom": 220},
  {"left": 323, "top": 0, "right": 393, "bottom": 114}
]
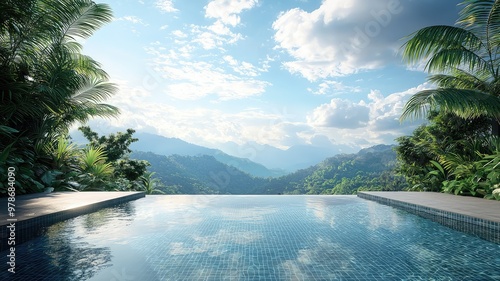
[{"left": 79, "top": 0, "right": 463, "bottom": 156}]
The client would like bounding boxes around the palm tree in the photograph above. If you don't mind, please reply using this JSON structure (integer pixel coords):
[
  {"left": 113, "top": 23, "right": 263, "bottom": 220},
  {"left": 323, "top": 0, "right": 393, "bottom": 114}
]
[
  {"left": 1, "top": 0, "right": 118, "bottom": 148},
  {"left": 0, "top": 0, "right": 118, "bottom": 194},
  {"left": 400, "top": 0, "right": 500, "bottom": 135}
]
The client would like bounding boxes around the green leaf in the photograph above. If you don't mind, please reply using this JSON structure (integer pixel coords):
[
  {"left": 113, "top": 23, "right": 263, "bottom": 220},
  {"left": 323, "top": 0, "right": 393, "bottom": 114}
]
[{"left": 430, "top": 160, "right": 446, "bottom": 176}]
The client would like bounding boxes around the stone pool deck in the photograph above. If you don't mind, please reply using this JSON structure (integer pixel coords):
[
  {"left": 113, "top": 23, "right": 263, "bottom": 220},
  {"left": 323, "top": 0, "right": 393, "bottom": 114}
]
[
  {"left": 358, "top": 191, "right": 500, "bottom": 244},
  {"left": 0, "top": 191, "right": 145, "bottom": 251}
]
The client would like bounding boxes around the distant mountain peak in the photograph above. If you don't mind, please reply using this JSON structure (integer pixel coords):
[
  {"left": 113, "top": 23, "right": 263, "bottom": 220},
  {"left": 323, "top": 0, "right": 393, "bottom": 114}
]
[
  {"left": 130, "top": 132, "right": 285, "bottom": 178},
  {"left": 358, "top": 144, "right": 395, "bottom": 155}
]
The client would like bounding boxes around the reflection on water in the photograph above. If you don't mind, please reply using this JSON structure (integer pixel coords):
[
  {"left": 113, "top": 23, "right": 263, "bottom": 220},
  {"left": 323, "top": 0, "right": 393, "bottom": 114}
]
[{"left": 1, "top": 195, "right": 500, "bottom": 281}]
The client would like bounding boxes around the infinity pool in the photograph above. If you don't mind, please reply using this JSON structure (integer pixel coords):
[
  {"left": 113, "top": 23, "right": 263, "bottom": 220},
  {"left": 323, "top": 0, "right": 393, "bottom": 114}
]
[{"left": 2, "top": 195, "right": 500, "bottom": 280}]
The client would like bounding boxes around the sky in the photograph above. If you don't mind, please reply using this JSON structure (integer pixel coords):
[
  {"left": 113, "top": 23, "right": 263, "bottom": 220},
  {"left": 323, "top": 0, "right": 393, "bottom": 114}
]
[{"left": 79, "top": 0, "right": 463, "bottom": 157}]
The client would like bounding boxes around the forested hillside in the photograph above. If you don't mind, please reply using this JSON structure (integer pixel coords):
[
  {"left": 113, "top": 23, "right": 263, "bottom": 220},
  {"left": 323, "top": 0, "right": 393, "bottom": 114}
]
[
  {"left": 131, "top": 144, "right": 407, "bottom": 195},
  {"left": 130, "top": 152, "right": 267, "bottom": 194},
  {"left": 259, "top": 145, "right": 407, "bottom": 194}
]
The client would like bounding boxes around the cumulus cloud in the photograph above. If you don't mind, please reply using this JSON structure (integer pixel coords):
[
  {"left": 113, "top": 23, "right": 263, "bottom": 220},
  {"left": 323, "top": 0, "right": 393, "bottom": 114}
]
[
  {"left": 156, "top": 0, "right": 178, "bottom": 13},
  {"left": 172, "top": 30, "right": 187, "bottom": 38},
  {"left": 308, "top": 99, "right": 370, "bottom": 128},
  {"left": 367, "top": 84, "right": 430, "bottom": 132},
  {"left": 272, "top": 0, "right": 461, "bottom": 80},
  {"left": 307, "top": 83, "right": 430, "bottom": 146},
  {"left": 93, "top": 82, "right": 301, "bottom": 148},
  {"left": 85, "top": 78, "right": 430, "bottom": 155},
  {"left": 205, "top": 0, "right": 258, "bottom": 26},
  {"left": 176, "top": 0, "right": 258, "bottom": 50},
  {"left": 308, "top": 80, "right": 361, "bottom": 95}
]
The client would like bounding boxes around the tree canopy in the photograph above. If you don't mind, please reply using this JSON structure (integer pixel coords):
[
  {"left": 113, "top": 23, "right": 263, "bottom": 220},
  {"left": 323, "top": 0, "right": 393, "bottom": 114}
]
[
  {"left": 400, "top": 0, "right": 500, "bottom": 135},
  {"left": 0, "top": 0, "right": 120, "bottom": 194},
  {"left": 398, "top": 0, "right": 500, "bottom": 199}
]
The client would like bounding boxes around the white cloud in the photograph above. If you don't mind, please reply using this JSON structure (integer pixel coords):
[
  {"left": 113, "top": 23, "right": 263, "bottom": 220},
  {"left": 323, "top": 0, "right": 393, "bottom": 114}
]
[
  {"left": 307, "top": 83, "right": 430, "bottom": 145},
  {"left": 185, "top": 0, "right": 259, "bottom": 50},
  {"left": 119, "top": 16, "right": 148, "bottom": 26},
  {"left": 189, "top": 24, "right": 243, "bottom": 50},
  {"left": 156, "top": 0, "right": 178, "bottom": 13},
  {"left": 205, "top": 0, "right": 258, "bottom": 27},
  {"left": 223, "top": 55, "right": 260, "bottom": 76},
  {"left": 148, "top": 51, "right": 269, "bottom": 100},
  {"left": 272, "top": 0, "right": 460, "bottom": 81},
  {"left": 172, "top": 30, "right": 187, "bottom": 38},
  {"left": 308, "top": 99, "right": 370, "bottom": 128},
  {"left": 82, "top": 79, "right": 314, "bottom": 150},
  {"left": 208, "top": 21, "right": 232, "bottom": 35},
  {"left": 86, "top": 79, "right": 430, "bottom": 154},
  {"left": 94, "top": 81, "right": 298, "bottom": 148},
  {"left": 308, "top": 80, "right": 361, "bottom": 95},
  {"left": 366, "top": 84, "right": 430, "bottom": 132}
]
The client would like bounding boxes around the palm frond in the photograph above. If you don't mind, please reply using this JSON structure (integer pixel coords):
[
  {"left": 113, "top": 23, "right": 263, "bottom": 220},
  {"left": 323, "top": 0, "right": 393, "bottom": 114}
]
[
  {"left": 427, "top": 69, "right": 489, "bottom": 91},
  {"left": 74, "top": 103, "right": 120, "bottom": 119},
  {"left": 426, "top": 47, "right": 490, "bottom": 74},
  {"left": 458, "top": 0, "right": 500, "bottom": 67},
  {"left": 400, "top": 88, "right": 500, "bottom": 121},
  {"left": 71, "top": 53, "right": 109, "bottom": 80},
  {"left": 458, "top": 0, "right": 500, "bottom": 36},
  {"left": 71, "top": 79, "right": 118, "bottom": 104},
  {"left": 401, "top": 25, "right": 484, "bottom": 66},
  {"left": 44, "top": 0, "right": 113, "bottom": 43}
]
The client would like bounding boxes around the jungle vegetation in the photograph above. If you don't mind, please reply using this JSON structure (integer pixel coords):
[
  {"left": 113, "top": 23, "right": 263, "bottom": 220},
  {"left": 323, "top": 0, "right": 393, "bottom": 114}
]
[
  {"left": 1, "top": 0, "right": 499, "bottom": 200},
  {"left": 0, "top": 0, "right": 153, "bottom": 195},
  {"left": 397, "top": 0, "right": 500, "bottom": 199}
]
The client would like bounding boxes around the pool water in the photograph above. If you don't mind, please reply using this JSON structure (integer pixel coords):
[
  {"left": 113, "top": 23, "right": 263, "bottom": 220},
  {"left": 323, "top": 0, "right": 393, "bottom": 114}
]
[{"left": 2, "top": 195, "right": 500, "bottom": 280}]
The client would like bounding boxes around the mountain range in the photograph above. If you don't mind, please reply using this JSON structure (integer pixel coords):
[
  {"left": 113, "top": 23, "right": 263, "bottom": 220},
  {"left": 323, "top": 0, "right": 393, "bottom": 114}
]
[
  {"left": 128, "top": 132, "right": 359, "bottom": 174},
  {"left": 71, "top": 130, "right": 358, "bottom": 176},
  {"left": 71, "top": 131, "right": 281, "bottom": 177},
  {"left": 71, "top": 129, "right": 404, "bottom": 194},
  {"left": 129, "top": 133, "right": 285, "bottom": 177},
  {"left": 130, "top": 143, "right": 404, "bottom": 195}
]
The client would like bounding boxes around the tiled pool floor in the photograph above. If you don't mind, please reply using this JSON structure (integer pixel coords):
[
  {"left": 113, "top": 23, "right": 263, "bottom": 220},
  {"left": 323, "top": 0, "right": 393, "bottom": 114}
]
[{"left": 1, "top": 195, "right": 500, "bottom": 280}]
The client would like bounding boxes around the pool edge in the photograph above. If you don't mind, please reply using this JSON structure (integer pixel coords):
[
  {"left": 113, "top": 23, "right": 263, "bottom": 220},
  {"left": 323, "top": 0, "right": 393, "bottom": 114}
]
[
  {"left": 357, "top": 192, "right": 500, "bottom": 244},
  {"left": 0, "top": 192, "right": 145, "bottom": 252}
]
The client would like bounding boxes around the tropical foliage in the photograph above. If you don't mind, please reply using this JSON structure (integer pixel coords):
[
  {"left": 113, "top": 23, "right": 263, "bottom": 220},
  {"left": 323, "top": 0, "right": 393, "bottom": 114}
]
[
  {"left": 0, "top": 0, "right": 158, "bottom": 195},
  {"left": 398, "top": 0, "right": 500, "bottom": 199},
  {"left": 139, "top": 172, "right": 165, "bottom": 195},
  {"left": 78, "top": 126, "right": 151, "bottom": 191},
  {"left": 400, "top": 0, "right": 500, "bottom": 133}
]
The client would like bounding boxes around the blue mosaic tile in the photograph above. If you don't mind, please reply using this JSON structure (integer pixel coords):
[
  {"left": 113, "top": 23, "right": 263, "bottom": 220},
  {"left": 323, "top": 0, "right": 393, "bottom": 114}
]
[{"left": 1, "top": 195, "right": 500, "bottom": 280}]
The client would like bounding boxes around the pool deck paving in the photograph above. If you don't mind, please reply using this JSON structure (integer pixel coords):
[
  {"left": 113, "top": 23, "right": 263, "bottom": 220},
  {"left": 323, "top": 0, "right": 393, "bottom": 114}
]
[
  {"left": 358, "top": 191, "right": 500, "bottom": 244},
  {"left": 1, "top": 191, "right": 145, "bottom": 251},
  {"left": 358, "top": 191, "right": 500, "bottom": 222}
]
